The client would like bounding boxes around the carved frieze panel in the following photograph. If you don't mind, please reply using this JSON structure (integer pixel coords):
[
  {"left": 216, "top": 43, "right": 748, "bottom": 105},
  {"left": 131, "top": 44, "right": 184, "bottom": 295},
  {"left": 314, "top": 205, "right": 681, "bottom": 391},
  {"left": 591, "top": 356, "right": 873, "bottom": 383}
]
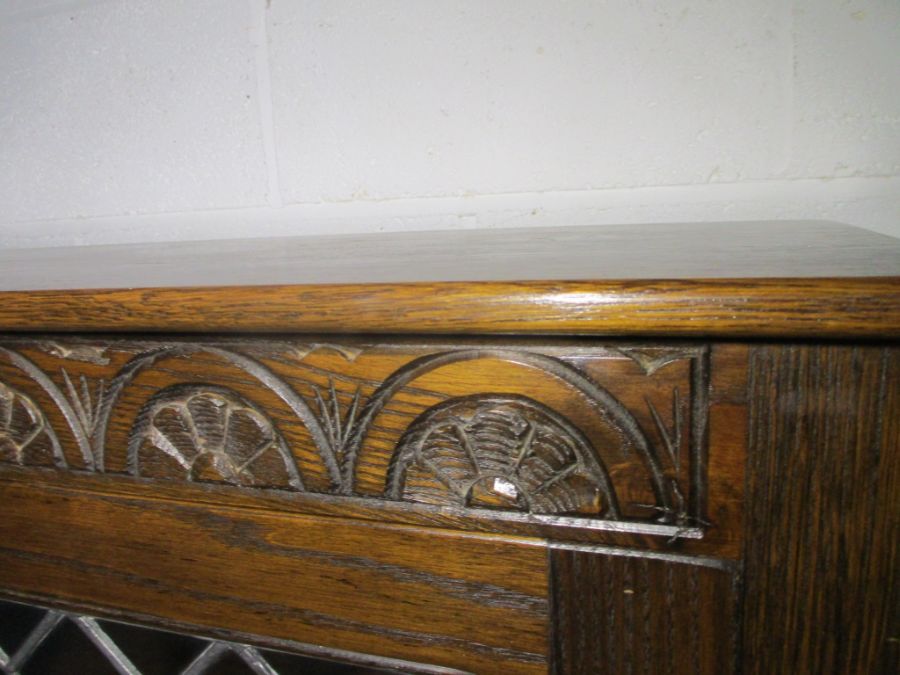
[
  {"left": 0, "top": 337, "right": 709, "bottom": 540},
  {"left": 0, "top": 381, "right": 63, "bottom": 468}
]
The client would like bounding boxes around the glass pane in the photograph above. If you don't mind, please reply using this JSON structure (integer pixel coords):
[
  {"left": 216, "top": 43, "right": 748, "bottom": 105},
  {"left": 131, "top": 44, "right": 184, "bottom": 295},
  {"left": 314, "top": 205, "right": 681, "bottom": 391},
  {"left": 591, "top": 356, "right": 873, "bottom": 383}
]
[
  {"left": 0, "top": 599, "right": 46, "bottom": 654},
  {"left": 97, "top": 620, "right": 206, "bottom": 675},
  {"left": 21, "top": 617, "right": 119, "bottom": 675},
  {"left": 0, "top": 599, "right": 416, "bottom": 674}
]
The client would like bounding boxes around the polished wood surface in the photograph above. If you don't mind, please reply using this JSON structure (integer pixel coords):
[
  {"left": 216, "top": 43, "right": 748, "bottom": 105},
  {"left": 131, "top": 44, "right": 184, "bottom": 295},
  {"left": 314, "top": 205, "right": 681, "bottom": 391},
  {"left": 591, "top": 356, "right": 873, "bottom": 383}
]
[
  {"left": 0, "top": 336, "right": 747, "bottom": 558},
  {"left": 2, "top": 277, "right": 898, "bottom": 338},
  {"left": 0, "top": 221, "right": 897, "bottom": 673},
  {"left": 0, "top": 481, "right": 549, "bottom": 674},
  {"left": 1, "top": 221, "right": 898, "bottom": 337}
]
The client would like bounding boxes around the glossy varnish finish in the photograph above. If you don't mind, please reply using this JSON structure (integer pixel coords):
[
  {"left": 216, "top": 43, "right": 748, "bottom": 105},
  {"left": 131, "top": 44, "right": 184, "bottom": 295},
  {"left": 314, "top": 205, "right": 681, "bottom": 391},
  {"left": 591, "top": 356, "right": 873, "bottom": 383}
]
[
  {"left": 0, "top": 222, "right": 898, "bottom": 338},
  {"left": 0, "top": 336, "right": 748, "bottom": 557},
  {"left": 0, "top": 221, "right": 897, "bottom": 673},
  {"left": 0, "top": 482, "right": 548, "bottom": 674},
  {"left": 2, "top": 278, "right": 898, "bottom": 338}
]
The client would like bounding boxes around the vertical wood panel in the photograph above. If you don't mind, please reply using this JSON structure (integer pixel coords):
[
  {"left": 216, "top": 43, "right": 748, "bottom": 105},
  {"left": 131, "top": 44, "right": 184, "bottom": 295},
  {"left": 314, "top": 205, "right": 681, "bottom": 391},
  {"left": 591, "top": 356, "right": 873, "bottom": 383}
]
[
  {"left": 743, "top": 345, "right": 900, "bottom": 674},
  {"left": 550, "top": 548, "right": 739, "bottom": 674}
]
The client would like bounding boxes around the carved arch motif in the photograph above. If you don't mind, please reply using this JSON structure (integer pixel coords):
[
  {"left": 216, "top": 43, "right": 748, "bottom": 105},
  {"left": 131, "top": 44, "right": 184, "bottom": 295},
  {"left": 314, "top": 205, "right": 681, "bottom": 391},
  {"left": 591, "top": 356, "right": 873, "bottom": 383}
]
[
  {"left": 128, "top": 384, "right": 303, "bottom": 490},
  {"left": 97, "top": 345, "right": 341, "bottom": 488},
  {"left": 0, "top": 380, "right": 66, "bottom": 468},
  {"left": 344, "top": 348, "right": 671, "bottom": 518},
  {"left": 386, "top": 395, "right": 620, "bottom": 518},
  {"left": 0, "top": 347, "right": 94, "bottom": 468},
  {"left": 0, "top": 339, "right": 705, "bottom": 535}
]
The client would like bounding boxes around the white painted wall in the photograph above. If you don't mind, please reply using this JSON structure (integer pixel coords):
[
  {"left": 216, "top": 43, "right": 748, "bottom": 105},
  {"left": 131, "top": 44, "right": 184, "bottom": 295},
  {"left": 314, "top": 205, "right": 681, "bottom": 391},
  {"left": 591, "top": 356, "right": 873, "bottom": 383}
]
[{"left": 1, "top": 0, "right": 898, "bottom": 249}]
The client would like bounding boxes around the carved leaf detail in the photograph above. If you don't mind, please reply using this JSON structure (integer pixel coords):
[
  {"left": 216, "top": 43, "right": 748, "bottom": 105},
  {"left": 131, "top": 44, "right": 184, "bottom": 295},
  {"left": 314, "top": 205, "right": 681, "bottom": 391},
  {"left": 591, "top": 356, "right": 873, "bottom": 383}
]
[
  {"left": 387, "top": 395, "right": 618, "bottom": 517},
  {"left": 61, "top": 369, "right": 106, "bottom": 442},
  {"left": 311, "top": 379, "right": 361, "bottom": 464},
  {"left": 129, "top": 385, "right": 303, "bottom": 490},
  {"left": 0, "top": 381, "right": 64, "bottom": 467}
]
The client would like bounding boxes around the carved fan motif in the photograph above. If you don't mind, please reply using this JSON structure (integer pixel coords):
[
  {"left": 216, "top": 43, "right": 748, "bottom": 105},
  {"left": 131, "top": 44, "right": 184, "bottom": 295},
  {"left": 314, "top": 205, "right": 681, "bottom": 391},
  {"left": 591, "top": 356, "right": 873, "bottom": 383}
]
[
  {"left": 0, "top": 381, "right": 62, "bottom": 467},
  {"left": 387, "top": 395, "right": 618, "bottom": 517},
  {"left": 128, "top": 385, "right": 303, "bottom": 490}
]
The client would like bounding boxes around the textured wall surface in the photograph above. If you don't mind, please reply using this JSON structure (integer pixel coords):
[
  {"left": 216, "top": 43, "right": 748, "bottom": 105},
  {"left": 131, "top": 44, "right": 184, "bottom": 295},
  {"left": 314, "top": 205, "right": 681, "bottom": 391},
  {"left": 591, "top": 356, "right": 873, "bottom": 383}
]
[{"left": 1, "top": 0, "right": 898, "bottom": 248}]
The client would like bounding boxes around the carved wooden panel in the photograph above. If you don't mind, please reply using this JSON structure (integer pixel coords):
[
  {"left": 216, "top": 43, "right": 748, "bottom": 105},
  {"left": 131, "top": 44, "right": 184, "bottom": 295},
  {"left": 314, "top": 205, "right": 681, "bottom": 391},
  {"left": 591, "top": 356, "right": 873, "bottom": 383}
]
[
  {"left": 0, "top": 380, "right": 62, "bottom": 468},
  {"left": 388, "top": 395, "right": 617, "bottom": 517},
  {"left": 0, "top": 336, "right": 718, "bottom": 545},
  {"left": 129, "top": 384, "right": 303, "bottom": 491}
]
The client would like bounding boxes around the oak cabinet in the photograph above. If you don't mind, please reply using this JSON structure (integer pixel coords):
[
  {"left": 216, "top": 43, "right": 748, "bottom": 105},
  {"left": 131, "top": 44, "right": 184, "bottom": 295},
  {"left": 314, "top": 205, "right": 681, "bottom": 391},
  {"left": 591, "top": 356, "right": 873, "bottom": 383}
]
[{"left": 0, "top": 222, "right": 897, "bottom": 674}]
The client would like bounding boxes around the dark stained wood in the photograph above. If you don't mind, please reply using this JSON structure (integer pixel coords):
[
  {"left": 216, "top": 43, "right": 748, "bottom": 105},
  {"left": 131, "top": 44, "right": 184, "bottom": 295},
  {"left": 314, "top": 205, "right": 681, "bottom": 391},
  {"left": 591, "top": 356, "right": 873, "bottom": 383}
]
[
  {"left": 0, "top": 481, "right": 550, "bottom": 674},
  {"left": 549, "top": 547, "right": 739, "bottom": 674},
  {"left": 0, "top": 222, "right": 898, "bottom": 338},
  {"left": 742, "top": 345, "right": 900, "bottom": 675}
]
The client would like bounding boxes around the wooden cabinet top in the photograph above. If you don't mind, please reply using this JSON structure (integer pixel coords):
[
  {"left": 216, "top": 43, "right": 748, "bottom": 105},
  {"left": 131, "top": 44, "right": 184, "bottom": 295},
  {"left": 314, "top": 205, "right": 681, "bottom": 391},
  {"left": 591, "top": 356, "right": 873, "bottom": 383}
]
[{"left": 1, "top": 220, "right": 898, "bottom": 338}]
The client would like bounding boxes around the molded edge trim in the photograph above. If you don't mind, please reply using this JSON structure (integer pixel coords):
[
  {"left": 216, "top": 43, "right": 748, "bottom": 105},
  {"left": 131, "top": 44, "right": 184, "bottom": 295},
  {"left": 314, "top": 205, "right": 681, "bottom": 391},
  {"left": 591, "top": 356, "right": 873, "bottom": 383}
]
[{"left": 0, "top": 277, "right": 897, "bottom": 338}]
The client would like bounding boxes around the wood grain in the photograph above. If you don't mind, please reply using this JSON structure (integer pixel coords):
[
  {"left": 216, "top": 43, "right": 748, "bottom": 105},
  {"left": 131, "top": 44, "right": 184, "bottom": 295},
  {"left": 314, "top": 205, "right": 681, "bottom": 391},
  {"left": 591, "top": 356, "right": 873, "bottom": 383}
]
[
  {"left": 0, "top": 336, "right": 746, "bottom": 555},
  {"left": 550, "top": 547, "right": 739, "bottom": 674},
  {"left": 0, "top": 481, "right": 550, "bottom": 674},
  {"left": 1, "top": 277, "right": 898, "bottom": 338},
  {"left": 0, "top": 222, "right": 898, "bottom": 338},
  {"left": 742, "top": 345, "right": 900, "bottom": 675},
  {"left": 1, "top": 221, "right": 897, "bottom": 673}
]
